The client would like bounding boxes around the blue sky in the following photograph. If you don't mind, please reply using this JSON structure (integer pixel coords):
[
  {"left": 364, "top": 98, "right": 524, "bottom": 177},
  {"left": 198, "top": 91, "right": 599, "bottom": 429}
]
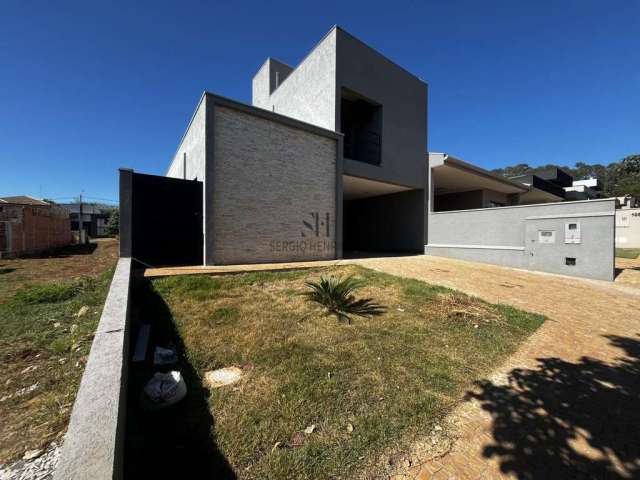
[{"left": 1, "top": 0, "right": 638, "bottom": 203}]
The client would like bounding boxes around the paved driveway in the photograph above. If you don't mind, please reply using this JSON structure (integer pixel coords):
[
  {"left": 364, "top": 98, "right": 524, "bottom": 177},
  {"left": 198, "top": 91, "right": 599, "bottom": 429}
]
[{"left": 353, "top": 255, "right": 640, "bottom": 479}]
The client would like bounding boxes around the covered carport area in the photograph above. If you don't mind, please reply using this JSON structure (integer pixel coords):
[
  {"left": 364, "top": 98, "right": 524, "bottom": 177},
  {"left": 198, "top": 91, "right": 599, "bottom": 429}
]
[
  {"left": 430, "top": 154, "right": 529, "bottom": 211},
  {"left": 342, "top": 175, "right": 425, "bottom": 255}
]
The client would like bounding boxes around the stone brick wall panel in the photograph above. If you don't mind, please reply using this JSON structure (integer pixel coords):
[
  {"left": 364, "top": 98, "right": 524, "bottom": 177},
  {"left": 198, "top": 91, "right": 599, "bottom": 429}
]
[{"left": 211, "top": 106, "right": 337, "bottom": 264}]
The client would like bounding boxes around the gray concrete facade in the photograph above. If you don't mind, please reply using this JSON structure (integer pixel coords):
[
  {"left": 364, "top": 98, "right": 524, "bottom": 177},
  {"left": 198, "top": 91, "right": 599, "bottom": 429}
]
[
  {"left": 252, "top": 58, "right": 294, "bottom": 110},
  {"left": 335, "top": 28, "right": 428, "bottom": 190},
  {"left": 268, "top": 29, "right": 338, "bottom": 131},
  {"left": 426, "top": 198, "right": 616, "bottom": 281},
  {"left": 167, "top": 96, "right": 206, "bottom": 182},
  {"left": 252, "top": 26, "right": 428, "bottom": 190},
  {"left": 54, "top": 257, "right": 132, "bottom": 480}
]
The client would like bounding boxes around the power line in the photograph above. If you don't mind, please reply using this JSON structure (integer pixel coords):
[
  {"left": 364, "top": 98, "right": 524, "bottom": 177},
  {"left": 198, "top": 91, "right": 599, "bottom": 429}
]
[
  {"left": 47, "top": 195, "right": 118, "bottom": 204},
  {"left": 84, "top": 196, "right": 118, "bottom": 203}
]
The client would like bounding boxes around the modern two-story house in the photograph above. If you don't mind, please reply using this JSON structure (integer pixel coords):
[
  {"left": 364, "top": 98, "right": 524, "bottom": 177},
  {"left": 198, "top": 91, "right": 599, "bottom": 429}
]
[
  {"left": 120, "top": 25, "right": 616, "bottom": 281},
  {"left": 165, "top": 26, "right": 428, "bottom": 265}
]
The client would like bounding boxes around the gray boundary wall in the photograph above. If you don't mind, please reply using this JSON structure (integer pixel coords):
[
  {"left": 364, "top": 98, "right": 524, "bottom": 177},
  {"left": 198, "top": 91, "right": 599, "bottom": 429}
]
[
  {"left": 54, "top": 257, "right": 132, "bottom": 480},
  {"left": 426, "top": 199, "right": 616, "bottom": 281}
]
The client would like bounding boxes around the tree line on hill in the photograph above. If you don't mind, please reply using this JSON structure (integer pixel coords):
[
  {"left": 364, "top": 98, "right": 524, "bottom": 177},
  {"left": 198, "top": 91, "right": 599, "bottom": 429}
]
[{"left": 492, "top": 154, "right": 640, "bottom": 198}]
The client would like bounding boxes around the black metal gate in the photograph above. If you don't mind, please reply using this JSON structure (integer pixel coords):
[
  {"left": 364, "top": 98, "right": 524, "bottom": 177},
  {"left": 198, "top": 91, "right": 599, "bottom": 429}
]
[{"left": 119, "top": 169, "right": 203, "bottom": 266}]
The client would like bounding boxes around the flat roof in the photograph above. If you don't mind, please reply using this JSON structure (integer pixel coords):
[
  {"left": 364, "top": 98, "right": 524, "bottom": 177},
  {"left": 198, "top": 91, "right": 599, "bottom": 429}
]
[{"left": 429, "top": 154, "right": 529, "bottom": 195}]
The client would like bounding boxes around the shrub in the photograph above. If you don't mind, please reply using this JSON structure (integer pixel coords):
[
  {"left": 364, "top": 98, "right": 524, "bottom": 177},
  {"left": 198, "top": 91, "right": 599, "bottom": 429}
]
[
  {"left": 105, "top": 209, "right": 119, "bottom": 236},
  {"left": 303, "top": 275, "right": 385, "bottom": 323}
]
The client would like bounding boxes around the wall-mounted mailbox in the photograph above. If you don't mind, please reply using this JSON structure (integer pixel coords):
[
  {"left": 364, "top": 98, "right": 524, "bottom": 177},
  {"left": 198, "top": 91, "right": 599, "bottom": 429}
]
[
  {"left": 564, "top": 222, "right": 581, "bottom": 244},
  {"left": 538, "top": 230, "right": 555, "bottom": 244}
]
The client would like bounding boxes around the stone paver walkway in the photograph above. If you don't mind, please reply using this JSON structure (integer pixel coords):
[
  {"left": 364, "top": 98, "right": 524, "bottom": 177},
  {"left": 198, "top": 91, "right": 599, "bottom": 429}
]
[{"left": 353, "top": 255, "right": 640, "bottom": 479}]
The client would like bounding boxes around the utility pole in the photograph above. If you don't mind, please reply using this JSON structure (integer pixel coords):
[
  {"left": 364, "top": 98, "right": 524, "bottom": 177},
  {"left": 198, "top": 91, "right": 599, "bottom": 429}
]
[{"left": 79, "top": 193, "right": 84, "bottom": 244}]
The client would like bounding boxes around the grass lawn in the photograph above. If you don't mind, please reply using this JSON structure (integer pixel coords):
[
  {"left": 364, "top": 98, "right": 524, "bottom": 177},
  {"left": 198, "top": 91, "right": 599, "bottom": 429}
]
[
  {"left": 615, "top": 248, "right": 640, "bottom": 259},
  {"left": 127, "top": 265, "right": 545, "bottom": 479},
  {"left": 0, "top": 240, "right": 117, "bottom": 463}
]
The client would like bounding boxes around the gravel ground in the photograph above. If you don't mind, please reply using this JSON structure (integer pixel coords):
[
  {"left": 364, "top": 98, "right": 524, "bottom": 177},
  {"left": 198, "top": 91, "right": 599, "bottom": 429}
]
[{"left": 0, "top": 442, "right": 60, "bottom": 480}]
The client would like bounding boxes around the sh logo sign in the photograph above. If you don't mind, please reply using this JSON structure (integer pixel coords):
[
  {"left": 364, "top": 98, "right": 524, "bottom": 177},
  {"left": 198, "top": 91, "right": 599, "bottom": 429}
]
[{"left": 302, "top": 212, "right": 330, "bottom": 238}]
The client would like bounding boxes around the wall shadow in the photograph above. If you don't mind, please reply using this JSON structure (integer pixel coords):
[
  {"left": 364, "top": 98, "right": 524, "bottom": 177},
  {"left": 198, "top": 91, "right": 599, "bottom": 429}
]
[
  {"left": 18, "top": 242, "right": 99, "bottom": 259},
  {"left": 615, "top": 266, "right": 640, "bottom": 279},
  {"left": 342, "top": 250, "right": 422, "bottom": 260},
  {"left": 124, "top": 277, "right": 236, "bottom": 479},
  {"left": 467, "top": 334, "right": 640, "bottom": 479}
]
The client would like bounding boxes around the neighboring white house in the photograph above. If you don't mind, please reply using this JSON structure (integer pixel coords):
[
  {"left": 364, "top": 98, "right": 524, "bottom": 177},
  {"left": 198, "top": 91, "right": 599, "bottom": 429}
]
[
  {"left": 615, "top": 196, "right": 640, "bottom": 248},
  {"left": 564, "top": 177, "right": 601, "bottom": 200}
]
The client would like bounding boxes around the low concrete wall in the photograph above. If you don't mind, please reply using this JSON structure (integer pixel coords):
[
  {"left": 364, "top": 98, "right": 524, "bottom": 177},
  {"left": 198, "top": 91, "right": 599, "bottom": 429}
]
[
  {"left": 54, "top": 257, "right": 132, "bottom": 480},
  {"left": 426, "top": 199, "right": 616, "bottom": 281}
]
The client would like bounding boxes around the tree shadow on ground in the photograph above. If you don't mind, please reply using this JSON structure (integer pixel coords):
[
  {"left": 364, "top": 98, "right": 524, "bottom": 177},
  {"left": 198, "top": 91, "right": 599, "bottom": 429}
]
[
  {"left": 0, "top": 267, "right": 16, "bottom": 275},
  {"left": 124, "top": 277, "right": 236, "bottom": 479},
  {"left": 467, "top": 334, "right": 640, "bottom": 479}
]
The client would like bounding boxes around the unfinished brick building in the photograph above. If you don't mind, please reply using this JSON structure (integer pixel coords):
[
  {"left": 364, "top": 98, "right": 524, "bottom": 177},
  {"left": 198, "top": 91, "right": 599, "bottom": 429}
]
[{"left": 0, "top": 196, "right": 72, "bottom": 257}]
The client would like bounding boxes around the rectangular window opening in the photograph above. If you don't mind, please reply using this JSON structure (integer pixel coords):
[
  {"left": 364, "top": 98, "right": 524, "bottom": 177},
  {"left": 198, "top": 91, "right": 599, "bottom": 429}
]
[
  {"left": 565, "top": 257, "right": 576, "bottom": 266},
  {"left": 341, "top": 88, "right": 382, "bottom": 166}
]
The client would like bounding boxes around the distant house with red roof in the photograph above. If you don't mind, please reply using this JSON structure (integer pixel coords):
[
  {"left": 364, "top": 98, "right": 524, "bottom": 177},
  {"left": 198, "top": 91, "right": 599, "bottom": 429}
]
[{"left": 0, "top": 195, "right": 72, "bottom": 257}]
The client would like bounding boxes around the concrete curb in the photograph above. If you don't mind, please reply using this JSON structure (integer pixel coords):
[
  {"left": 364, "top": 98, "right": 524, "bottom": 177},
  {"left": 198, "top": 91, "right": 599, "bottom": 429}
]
[{"left": 54, "top": 257, "right": 132, "bottom": 480}]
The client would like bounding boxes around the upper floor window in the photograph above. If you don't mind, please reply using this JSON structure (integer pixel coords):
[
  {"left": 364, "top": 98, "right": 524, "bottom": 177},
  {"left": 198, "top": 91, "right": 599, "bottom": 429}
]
[{"left": 340, "top": 89, "right": 382, "bottom": 166}]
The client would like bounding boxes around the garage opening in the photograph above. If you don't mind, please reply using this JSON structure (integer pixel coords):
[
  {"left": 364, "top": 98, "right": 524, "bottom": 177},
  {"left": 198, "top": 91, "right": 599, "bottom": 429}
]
[{"left": 342, "top": 175, "right": 424, "bottom": 257}]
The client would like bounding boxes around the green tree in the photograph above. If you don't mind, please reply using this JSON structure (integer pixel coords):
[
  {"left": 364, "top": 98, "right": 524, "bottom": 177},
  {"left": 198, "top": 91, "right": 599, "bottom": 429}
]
[
  {"left": 608, "top": 155, "right": 640, "bottom": 197},
  {"left": 492, "top": 154, "right": 640, "bottom": 198},
  {"left": 105, "top": 209, "right": 119, "bottom": 236}
]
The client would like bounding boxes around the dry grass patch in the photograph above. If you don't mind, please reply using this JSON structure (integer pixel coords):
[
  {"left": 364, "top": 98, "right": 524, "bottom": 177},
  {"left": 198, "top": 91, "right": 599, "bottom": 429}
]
[
  {"left": 129, "top": 265, "right": 544, "bottom": 479},
  {"left": 0, "top": 239, "right": 117, "bottom": 303},
  {"left": 616, "top": 248, "right": 640, "bottom": 259}
]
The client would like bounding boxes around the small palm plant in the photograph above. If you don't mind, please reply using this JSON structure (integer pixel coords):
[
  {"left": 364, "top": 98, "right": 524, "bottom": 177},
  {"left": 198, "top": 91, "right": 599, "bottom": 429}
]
[{"left": 303, "top": 275, "right": 385, "bottom": 323}]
